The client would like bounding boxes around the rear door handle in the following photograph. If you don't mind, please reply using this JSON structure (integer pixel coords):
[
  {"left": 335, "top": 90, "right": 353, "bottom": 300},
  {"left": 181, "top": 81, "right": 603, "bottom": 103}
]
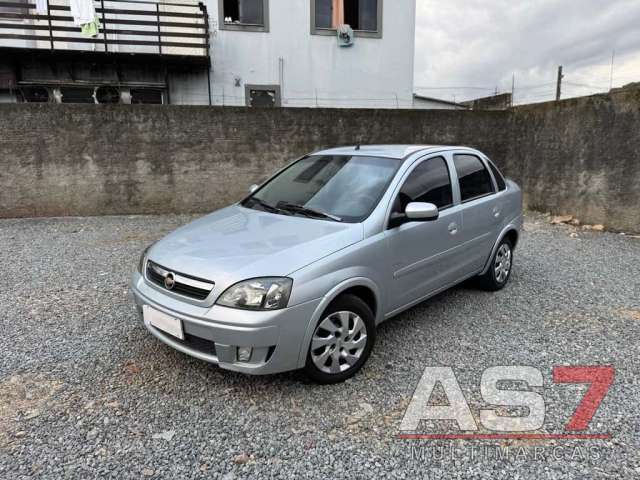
[
  {"left": 492, "top": 206, "right": 501, "bottom": 218},
  {"left": 448, "top": 222, "right": 458, "bottom": 235}
]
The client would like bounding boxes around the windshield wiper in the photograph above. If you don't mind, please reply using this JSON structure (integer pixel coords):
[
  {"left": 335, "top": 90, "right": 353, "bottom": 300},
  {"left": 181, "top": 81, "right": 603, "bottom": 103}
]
[
  {"left": 277, "top": 202, "right": 342, "bottom": 222},
  {"left": 246, "top": 197, "right": 289, "bottom": 215}
]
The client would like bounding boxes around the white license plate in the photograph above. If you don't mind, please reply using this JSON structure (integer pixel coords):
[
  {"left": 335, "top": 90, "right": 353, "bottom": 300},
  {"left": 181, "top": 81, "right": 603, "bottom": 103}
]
[{"left": 143, "top": 305, "right": 184, "bottom": 340}]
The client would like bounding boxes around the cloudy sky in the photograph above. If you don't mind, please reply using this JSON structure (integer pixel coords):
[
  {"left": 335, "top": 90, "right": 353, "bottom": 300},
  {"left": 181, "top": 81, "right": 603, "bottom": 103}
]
[{"left": 414, "top": 0, "right": 640, "bottom": 104}]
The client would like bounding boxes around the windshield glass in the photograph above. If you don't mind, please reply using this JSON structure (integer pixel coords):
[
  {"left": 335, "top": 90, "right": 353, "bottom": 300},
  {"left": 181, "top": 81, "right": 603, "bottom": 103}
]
[{"left": 244, "top": 155, "right": 401, "bottom": 223}]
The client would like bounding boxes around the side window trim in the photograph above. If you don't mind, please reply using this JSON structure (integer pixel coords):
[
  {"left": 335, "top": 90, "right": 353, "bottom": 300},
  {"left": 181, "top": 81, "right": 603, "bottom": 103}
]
[
  {"left": 453, "top": 153, "right": 496, "bottom": 204},
  {"left": 461, "top": 191, "right": 494, "bottom": 204},
  {"left": 485, "top": 157, "right": 507, "bottom": 192}
]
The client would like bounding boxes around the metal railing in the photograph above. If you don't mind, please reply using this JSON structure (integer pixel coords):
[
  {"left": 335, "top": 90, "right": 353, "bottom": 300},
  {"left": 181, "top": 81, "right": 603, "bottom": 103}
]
[{"left": 0, "top": 0, "right": 209, "bottom": 57}]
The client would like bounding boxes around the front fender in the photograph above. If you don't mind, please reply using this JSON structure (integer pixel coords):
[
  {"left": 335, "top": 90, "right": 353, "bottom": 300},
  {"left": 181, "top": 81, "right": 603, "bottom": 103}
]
[{"left": 294, "top": 276, "right": 382, "bottom": 369}]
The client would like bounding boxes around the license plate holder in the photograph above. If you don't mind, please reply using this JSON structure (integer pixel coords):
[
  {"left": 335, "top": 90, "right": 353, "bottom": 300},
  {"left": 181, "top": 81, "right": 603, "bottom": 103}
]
[{"left": 143, "top": 305, "right": 184, "bottom": 340}]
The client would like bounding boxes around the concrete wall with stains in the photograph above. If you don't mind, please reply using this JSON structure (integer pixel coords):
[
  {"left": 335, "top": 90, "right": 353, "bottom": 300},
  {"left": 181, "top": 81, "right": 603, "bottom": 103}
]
[
  {"left": 0, "top": 88, "right": 638, "bottom": 231},
  {"left": 504, "top": 88, "right": 640, "bottom": 232},
  {"left": 0, "top": 105, "right": 508, "bottom": 217}
]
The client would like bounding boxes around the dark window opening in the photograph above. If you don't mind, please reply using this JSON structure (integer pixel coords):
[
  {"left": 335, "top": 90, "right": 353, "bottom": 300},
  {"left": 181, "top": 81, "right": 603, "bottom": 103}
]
[
  {"left": 314, "top": 0, "right": 378, "bottom": 32},
  {"left": 249, "top": 89, "right": 275, "bottom": 107},
  {"left": 60, "top": 87, "right": 95, "bottom": 104},
  {"left": 487, "top": 160, "right": 507, "bottom": 191},
  {"left": 246, "top": 85, "right": 280, "bottom": 107},
  {"left": 223, "top": 0, "right": 239, "bottom": 21},
  {"left": 454, "top": 154, "right": 495, "bottom": 202},
  {"left": 223, "top": 0, "right": 264, "bottom": 25},
  {"left": 95, "top": 86, "right": 120, "bottom": 104},
  {"left": 394, "top": 156, "right": 453, "bottom": 213},
  {"left": 343, "top": 0, "right": 360, "bottom": 30},
  {"left": 19, "top": 86, "right": 49, "bottom": 103},
  {"left": 130, "top": 89, "right": 163, "bottom": 104}
]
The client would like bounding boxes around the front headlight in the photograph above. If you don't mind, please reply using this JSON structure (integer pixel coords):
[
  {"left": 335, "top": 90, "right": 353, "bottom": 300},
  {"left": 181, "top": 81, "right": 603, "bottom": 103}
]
[
  {"left": 216, "top": 277, "right": 293, "bottom": 310},
  {"left": 137, "top": 245, "right": 152, "bottom": 273}
]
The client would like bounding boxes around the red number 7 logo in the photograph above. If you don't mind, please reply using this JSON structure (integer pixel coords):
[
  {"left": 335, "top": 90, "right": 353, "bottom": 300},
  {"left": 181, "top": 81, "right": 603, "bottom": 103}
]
[{"left": 553, "top": 365, "right": 614, "bottom": 431}]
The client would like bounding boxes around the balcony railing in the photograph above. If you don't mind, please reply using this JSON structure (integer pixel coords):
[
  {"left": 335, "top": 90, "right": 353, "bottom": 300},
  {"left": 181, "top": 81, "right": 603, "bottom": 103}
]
[{"left": 0, "top": 0, "right": 210, "bottom": 59}]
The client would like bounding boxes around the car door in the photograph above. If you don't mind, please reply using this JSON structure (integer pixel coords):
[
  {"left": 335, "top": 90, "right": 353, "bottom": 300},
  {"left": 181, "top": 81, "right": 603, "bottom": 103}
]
[
  {"left": 384, "top": 155, "right": 465, "bottom": 313},
  {"left": 452, "top": 152, "right": 502, "bottom": 274}
]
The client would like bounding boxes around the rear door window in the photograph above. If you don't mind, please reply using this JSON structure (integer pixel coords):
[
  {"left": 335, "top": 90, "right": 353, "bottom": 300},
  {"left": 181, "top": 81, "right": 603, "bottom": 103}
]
[{"left": 453, "top": 154, "right": 495, "bottom": 202}]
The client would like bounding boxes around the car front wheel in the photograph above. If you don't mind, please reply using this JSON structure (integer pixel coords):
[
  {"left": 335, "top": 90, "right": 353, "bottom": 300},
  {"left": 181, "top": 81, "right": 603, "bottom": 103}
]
[{"left": 303, "top": 294, "right": 376, "bottom": 384}]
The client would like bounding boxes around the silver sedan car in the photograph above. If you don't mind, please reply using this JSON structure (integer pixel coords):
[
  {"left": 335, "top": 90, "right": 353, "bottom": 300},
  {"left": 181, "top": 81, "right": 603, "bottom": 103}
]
[{"left": 131, "top": 145, "right": 522, "bottom": 383}]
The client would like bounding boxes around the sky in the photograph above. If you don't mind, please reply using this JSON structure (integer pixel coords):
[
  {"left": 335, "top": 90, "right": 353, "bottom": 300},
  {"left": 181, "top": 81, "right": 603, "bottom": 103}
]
[{"left": 414, "top": 0, "right": 640, "bottom": 104}]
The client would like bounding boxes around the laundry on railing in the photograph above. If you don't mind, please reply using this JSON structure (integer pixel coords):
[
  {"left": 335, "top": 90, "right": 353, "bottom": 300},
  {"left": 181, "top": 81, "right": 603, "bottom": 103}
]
[
  {"left": 0, "top": 0, "right": 210, "bottom": 58},
  {"left": 80, "top": 15, "right": 101, "bottom": 38},
  {"left": 69, "top": 0, "right": 96, "bottom": 26}
]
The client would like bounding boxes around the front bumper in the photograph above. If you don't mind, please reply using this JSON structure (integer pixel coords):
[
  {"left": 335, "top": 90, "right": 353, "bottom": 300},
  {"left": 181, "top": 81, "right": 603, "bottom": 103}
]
[{"left": 130, "top": 272, "right": 321, "bottom": 375}]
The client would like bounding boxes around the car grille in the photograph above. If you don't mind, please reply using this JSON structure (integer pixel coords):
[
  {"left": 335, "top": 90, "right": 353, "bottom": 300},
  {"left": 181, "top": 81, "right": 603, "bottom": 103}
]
[
  {"left": 146, "top": 260, "right": 214, "bottom": 301},
  {"left": 171, "top": 331, "right": 217, "bottom": 355}
]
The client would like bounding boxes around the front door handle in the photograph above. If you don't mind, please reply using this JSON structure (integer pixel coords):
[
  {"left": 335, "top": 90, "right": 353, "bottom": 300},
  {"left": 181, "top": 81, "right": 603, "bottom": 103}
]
[{"left": 448, "top": 222, "right": 458, "bottom": 235}]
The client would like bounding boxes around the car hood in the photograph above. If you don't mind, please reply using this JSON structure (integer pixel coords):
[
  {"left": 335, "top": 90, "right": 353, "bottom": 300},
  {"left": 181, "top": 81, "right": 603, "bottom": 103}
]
[{"left": 148, "top": 205, "right": 363, "bottom": 287}]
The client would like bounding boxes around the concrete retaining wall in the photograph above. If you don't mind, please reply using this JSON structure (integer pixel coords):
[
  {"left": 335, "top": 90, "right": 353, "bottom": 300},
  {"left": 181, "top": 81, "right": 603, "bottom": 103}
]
[
  {"left": 0, "top": 105, "right": 507, "bottom": 217},
  {"left": 506, "top": 88, "right": 640, "bottom": 232},
  {"left": 1, "top": 89, "right": 639, "bottom": 231}
]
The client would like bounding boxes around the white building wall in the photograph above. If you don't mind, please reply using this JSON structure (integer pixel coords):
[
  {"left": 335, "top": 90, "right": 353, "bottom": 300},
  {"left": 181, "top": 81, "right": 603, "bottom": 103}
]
[
  {"left": 177, "top": 0, "right": 416, "bottom": 108},
  {"left": 1, "top": 0, "right": 416, "bottom": 108}
]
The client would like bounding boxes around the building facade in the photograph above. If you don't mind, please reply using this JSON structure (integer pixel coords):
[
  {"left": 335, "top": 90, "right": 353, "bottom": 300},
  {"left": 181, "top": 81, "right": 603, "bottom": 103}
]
[
  {"left": 177, "top": 0, "right": 416, "bottom": 107},
  {"left": 0, "top": 0, "right": 416, "bottom": 108}
]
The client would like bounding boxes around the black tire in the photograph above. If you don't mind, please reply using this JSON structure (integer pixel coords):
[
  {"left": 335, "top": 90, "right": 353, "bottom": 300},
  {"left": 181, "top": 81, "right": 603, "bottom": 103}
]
[
  {"left": 477, "top": 237, "right": 514, "bottom": 291},
  {"left": 303, "top": 294, "right": 376, "bottom": 384}
]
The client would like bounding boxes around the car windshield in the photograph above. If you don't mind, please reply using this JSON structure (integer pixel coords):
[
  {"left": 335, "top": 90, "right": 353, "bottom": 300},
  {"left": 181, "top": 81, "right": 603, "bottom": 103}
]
[{"left": 243, "top": 155, "right": 401, "bottom": 223}]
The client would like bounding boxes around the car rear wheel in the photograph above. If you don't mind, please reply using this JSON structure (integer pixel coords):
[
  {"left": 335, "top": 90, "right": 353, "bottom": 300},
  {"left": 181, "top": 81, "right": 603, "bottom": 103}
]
[
  {"left": 304, "top": 294, "right": 375, "bottom": 384},
  {"left": 477, "top": 237, "right": 513, "bottom": 291}
]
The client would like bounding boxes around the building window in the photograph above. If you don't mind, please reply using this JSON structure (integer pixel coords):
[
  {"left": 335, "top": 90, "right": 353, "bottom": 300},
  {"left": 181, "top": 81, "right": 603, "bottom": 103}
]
[
  {"left": 245, "top": 84, "right": 281, "bottom": 107},
  {"left": 19, "top": 86, "right": 50, "bottom": 103},
  {"left": 218, "top": 0, "right": 269, "bottom": 32},
  {"left": 311, "top": 0, "right": 382, "bottom": 38},
  {"left": 60, "top": 87, "right": 96, "bottom": 104},
  {"left": 130, "top": 89, "right": 164, "bottom": 105}
]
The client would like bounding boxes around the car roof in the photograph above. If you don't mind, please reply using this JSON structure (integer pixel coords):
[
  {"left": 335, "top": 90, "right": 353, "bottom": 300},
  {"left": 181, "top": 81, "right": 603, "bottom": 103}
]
[{"left": 312, "top": 145, "right": 476, "bottom": 159}]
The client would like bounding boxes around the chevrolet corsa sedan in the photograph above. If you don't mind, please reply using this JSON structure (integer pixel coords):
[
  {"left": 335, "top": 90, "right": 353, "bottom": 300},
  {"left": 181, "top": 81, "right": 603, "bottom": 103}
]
[{"left": 131, "top": 145, "right": 522, "bottom": 383}]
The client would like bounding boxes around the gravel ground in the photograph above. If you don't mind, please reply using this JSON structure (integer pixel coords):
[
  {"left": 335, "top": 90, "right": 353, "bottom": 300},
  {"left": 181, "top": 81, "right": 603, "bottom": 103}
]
[{"left": 1, "top": 212, "right": 639, "bottom": 479}]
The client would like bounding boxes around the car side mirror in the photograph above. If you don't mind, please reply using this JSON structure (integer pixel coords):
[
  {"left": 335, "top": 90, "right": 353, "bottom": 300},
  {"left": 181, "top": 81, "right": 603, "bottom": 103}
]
[
  {"left": 405, "top": 202, "right": 439, "bottom": 221},
  {"left": 249, "top": 184, "right": 259, "bottom": 193}
]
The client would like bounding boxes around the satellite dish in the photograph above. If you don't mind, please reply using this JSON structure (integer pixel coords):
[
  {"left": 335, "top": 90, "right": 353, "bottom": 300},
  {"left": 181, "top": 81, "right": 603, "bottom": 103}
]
[{"left": 337, "top": 24, "right": 354, "bottom": 47}]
